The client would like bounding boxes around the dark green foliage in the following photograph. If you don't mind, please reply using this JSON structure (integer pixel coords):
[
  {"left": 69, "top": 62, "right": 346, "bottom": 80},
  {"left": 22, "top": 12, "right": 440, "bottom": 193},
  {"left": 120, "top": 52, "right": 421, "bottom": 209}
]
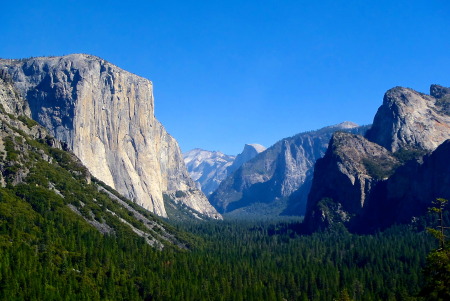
[
  {"left": 420, "top": 199, "right": 450, "bottom": 300},
  {"left": 3, "top": 136, "right": 20, "bottom": 161},
  {"left": 0, "top": 107, "right": 437, "bottom": 300},
  {"left": 0, "top": 179, "right": 436, "bottom": 301},
  {"left": 362, "top": 157, "right": 399, "bottom": 180},
  {"left": 175, "top": 190, "right": 187, "bottom": 198},
  {"left": 420, "top": 248, "right": 450, "bottom": 300},
  {"left": 394, "top": 148, "right": 428, "bottom": 163},
  {"left": 17, "top": 115, "right": 39, "bottom": 128},
  {"left": 0, "top": 110, "right": 197, "bottom": 299},
  {"left": 170, "top": 221, "right": 433, "bottom": 301}
]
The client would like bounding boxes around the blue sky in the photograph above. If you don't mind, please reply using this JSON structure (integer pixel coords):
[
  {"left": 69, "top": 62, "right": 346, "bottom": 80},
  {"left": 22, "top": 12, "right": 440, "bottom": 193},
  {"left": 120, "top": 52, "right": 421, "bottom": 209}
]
[{"left": 1, "top": 1, "right": 450, "bottom": 154}]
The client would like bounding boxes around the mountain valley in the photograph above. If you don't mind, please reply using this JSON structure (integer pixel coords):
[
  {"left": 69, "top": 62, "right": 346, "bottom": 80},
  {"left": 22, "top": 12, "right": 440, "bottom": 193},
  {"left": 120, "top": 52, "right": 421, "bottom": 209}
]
[{"left": 0, "top": 54, "right": 448, "bottom": 300}]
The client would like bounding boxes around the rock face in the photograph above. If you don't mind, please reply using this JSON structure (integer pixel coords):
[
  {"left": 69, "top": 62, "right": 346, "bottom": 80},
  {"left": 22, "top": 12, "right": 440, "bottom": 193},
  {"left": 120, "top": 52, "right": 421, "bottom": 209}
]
[
  {"left": 0, "top": 74, "right": 50, "bottom": 144},
  {"left": 0, "top": 76, "right": 190, "bottom": 249},
  {"left": 366, "top": 86, "right": 450, "bottom": 152},
  {"left": 0, "top": 70, "right": 31, "bottom": 117},
  {"left": 183, "top": 149, "right": 235, "bottom": 196},
  {"left": 0, "top": 54, "right": 220, "bottom": 219},
  {"left": 305, "top": 84, "right": 450, "bottom": 233},
  {"left": 359, "top": 139, "right": 450, "bottom": 231},
  {"left": 303, "top": 132, "right": 399, "bottom": 232},
  {"left": 209, "top": 122, "right": 368, "bottom": 216}
]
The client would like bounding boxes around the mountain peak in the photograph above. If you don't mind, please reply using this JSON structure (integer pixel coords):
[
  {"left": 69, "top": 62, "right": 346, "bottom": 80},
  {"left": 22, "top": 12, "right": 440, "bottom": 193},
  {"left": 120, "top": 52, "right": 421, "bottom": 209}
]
[
  {"left": 319, "top": 121, "right": 359, "bottom": 132},
  {"left": 184, "top": 143, "right": 266, "bottom": 197},
  {"left": 227, "top": 143, "right": 266, "bottom": 175},
  {"left": 183, "top": 149, "right": 235, "bottom": 196},
  {"left": 335, "top": 121, "right": 359, "bottom": 129},
  {"left": 366, "top": 85, "right": 450, "bottom": 152},
  {"left": 241, "top": 143, "right": 266, "bottom": 154}
]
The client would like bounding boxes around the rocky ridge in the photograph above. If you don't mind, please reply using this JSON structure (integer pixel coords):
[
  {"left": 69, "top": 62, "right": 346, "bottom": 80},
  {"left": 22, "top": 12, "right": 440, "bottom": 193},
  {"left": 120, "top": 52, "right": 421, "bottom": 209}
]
[
  {"left": 366, "top": 86, "right": 450, "bottom": 152},
  {"left": 360, "top": 139, "right": 450, "bottom": 231},
  {"left": 226, "top": 144, "right": 266, "bottom": 175},
  {"left": 305, "top": 84, "right": 450, "bottom": 232},
  {"left": 0, "top": 54, "right": 220, "bottom": 219}
]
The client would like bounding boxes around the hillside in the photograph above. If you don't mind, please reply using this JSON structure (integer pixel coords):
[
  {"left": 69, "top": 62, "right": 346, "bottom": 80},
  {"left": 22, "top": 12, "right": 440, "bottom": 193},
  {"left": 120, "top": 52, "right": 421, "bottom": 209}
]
[{"left": 0, "top": 75, "right": 200, "bottom": 298}]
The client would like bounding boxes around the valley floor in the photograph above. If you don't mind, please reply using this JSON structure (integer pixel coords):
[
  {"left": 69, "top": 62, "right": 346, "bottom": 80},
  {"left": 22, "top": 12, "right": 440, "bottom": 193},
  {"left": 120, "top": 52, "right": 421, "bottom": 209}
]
[{"left": 0, "top": 206, "right": 437, "bottom": 300}]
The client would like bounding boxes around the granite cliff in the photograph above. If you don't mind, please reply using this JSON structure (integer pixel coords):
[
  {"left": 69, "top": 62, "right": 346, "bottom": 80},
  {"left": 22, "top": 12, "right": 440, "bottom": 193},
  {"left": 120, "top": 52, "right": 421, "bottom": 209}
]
[
  {"left": 0, "top": 54, "right": 220, "bottom": 219},
  {"left": 0, "top": 74, "right": 190, "bottom": 249},
  {"left": 359, "top": 139, "right": 450, "bottom": 232},
  {"left": 226, "top": 144, "right": 266, "bottom": 175},
  {"left": 305, "top": 84, "right": 450, "bottom": 232},
  {"left": 209, "top": 122, "right": 368, "bottom": 217},
  {"left": 366, "top": 86, "right": 450, "bottom": 152},
  {"left": 303, "top": 132, "right": 399, "bottom": 232}
]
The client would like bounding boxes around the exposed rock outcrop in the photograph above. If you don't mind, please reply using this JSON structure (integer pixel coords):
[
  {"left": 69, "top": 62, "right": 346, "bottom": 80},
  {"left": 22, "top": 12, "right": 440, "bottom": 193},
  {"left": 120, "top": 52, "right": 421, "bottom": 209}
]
[
  {"left": 305, "top": 84, "right": 450, "bottom": 233},
  {"left": 209, "top": 122, "right": 368, "bottom": 217},
  {"left": 303, "top": 132, "right": 399, "bottom": 232},
  {"left": 359, "top": 139, "right": 450, "bottom": 231},
  {"left": 0, "top": 71, "right": 31, "bottom": 117},
  {"left": 366, "top": 86, "right": 450, "bottom": 152},
  {"left": 0, "top": 76, "right": 190, "bottom": 248},
  {"left": 0, "top": 54, "right": 220, "bottom": 219}
]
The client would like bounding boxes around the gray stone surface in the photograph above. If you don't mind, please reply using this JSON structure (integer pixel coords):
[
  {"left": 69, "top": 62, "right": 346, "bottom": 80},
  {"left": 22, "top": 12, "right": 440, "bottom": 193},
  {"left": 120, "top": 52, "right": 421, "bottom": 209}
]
[
  {"left": 209, "top": 122, "right": 368, "bottom": 216},
  {"left": 305, "top": 84, "right": 450, "bottom": 233},
  {"left": 303, "top": 132, "right": 399, "bottom": 232},
  {"left": 0, "top": 54, "right": 221, "bottom": 219},
  {"left": 366, "top": 86, "right": 450, "bottom": 152}
]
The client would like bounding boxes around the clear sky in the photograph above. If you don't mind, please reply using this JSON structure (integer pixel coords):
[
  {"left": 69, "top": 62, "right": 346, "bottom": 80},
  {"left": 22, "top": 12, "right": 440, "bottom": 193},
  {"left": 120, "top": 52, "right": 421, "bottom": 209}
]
[{"left": 1, "top": 1, "right": 450, "bottom": 155}]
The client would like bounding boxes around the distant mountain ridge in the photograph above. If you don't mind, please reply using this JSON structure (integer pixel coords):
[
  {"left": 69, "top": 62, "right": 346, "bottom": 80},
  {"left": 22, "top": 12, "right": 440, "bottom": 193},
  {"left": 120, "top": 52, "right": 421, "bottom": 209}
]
[
  {"left": 209, "top": 122, "right": 369, "bottom": 217},
  {"left": 183, "top": 149, "right": 235, "bottom": 196},
  {"left": 184, "top": 143, "right": 266, "bottom": 196}
]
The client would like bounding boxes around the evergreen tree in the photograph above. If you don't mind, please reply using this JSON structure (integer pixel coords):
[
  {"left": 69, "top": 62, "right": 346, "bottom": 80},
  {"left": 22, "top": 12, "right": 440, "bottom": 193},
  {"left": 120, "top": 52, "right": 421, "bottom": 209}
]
[{"left": 420, "top": 198, "right": 450, "bottom": 300}]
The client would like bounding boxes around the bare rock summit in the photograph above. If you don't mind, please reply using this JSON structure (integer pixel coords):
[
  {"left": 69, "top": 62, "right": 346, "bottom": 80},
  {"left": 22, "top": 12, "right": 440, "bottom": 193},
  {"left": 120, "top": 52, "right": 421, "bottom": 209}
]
[{"left": 366, "top": 86, "right": 450, "bottom": 152}]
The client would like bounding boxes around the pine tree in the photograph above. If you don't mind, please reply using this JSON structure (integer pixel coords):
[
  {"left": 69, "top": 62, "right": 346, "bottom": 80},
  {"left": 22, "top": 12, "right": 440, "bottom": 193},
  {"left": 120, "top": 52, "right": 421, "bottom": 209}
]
[{"left": 420, "top": 198, "right": 450, "bottom": 300}]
